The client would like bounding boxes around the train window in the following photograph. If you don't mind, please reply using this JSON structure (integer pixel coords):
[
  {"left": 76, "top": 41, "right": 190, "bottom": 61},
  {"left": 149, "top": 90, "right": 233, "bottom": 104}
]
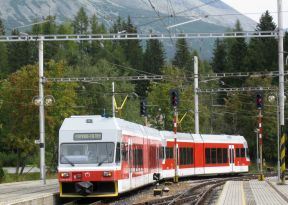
[
  {"left": 115, "top": 143, "right": 120, "bottom": 163},
  {"left": 166, "top": 147, "right": 174, "bottom": 159},
  {"left": 211, "top": 148, "right": 217, "bottom": 164},
  {"left": 241, "top": 148, "right": 245, "bottom": 157},
  {"left": 217, "top": 148, "right": 223, "bottom": 164},
  {"left": 236, "top": 148, "right": 240, "bottom": 157},
  {"left": 60, "top": 142, "right": 114, "bottom": 165},
  {"left": 133, "top": 145, "right": 143, "bottom": 172},
  {"left": 180, "top": 147, "right": 193, "bottom": 165},
  {"left": 246, "top": 148, "right": 250, "bottom": 158},
  {"left": 121, "top": 143, "right": 128, "bottom": 161},
  {"left": 160, "top": 147, "right": 165, "bottom": 159},
  {"left": 149, "top": 146, "right": 157, "bottom": 168},
  {"left": 205, "top": 148, "right": 211, "bottom": 164},
  {"left": 223, "top": 148, "right": 228, "bottom": 163}
]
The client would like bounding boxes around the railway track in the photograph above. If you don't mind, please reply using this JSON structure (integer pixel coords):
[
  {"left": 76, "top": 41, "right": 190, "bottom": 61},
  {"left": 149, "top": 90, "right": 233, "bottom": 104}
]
[
  {"left": 133, "top": 175, "right": 258, "bottom": 205},
  {"left": 60, "top": 174, "right": 269, "bottom": 205}
]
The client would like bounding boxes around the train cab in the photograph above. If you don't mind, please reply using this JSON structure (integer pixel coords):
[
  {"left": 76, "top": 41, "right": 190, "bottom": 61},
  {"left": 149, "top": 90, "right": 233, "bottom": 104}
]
[
  {"left": 58, "top": 115, "right": 162, "bottom": 197},
  {"left": 58, "top": 116, "right": 121, "bottom": 197}
]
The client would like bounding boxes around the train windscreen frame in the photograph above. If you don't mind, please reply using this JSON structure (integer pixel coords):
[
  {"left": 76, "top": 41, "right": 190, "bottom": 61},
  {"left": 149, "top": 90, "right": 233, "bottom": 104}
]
[{"left": 60, "top": 142, "right": 114, "bottom": 165}]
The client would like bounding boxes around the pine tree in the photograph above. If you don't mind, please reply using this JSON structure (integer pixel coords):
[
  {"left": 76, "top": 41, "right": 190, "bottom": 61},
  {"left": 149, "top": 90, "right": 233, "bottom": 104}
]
[
  {"left": 211, "top": 39, "right": 228, "bottom": 73},
  {"left": 172, "top": 37, "right": 193, "bottom": 70},
  {"left": 228, "top": 20, "right": 247, "bottom": 72},
  {"left": 73, "top": 7, "right": 89, "bottom": 34},
  {"left": 0, "top": 18, "right": 8, "bottom": 77},
  {"left": 31, "top": 16, "right": 59, "bottom": 61},
  {"left": 136, "top": 37, "right": 165, "bottom": 96},
  {"left": 7, "top": 29, "right": 37, "bottom": 73},
  {"left": 90, "top": 14, "right": 107, "bottom": 65},
  {"left": 246, "top": 11, "right": 277, "bottom": 71}
]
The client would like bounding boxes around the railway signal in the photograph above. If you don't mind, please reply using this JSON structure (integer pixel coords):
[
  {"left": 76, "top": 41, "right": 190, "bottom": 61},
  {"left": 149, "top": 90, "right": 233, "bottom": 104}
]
[
  {"left": 140, "top": 99, "right": 147, "bottom": 116},
  {"left": 170, "top": 89, "right": 179, "bottom": 107},
  {"left": 256, "top": 93, "right": 263, "bottom": 110}
]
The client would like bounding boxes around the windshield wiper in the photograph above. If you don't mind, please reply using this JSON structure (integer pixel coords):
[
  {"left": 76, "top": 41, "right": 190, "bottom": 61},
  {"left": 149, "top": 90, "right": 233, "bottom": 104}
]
[
  {"left": 98, "top": 152, "right": 112, "bottom": 166},
  {"left": 61, "top": 154, "right": 75, "bottom": 166},
  {"left": 98, "top": 157, "right": 108, "bottom": 166}
]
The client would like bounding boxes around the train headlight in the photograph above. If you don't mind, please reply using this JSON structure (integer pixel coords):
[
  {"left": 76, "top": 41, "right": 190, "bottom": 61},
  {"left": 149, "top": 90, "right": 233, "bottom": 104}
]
[
  {"left": 74, "top": 173, "right": 82, "bottom": 179},
  {"left": 103, "top": 171, "right": 112, "bottom": 177},
  {"left": 60, "top": 172, "right": 70, "bottom": 178}
]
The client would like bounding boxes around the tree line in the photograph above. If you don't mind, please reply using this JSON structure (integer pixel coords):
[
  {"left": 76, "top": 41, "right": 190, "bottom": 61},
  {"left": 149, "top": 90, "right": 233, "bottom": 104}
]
[{"left": 0, "top": 8, "right": 287, "bottom": 174}]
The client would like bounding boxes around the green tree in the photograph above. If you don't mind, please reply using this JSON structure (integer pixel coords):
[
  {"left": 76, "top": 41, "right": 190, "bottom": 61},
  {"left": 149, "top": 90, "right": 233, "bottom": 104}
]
[
  {"left": 7, "top": 29, "right": 37, "bottom": 73},
  {"left": 31, "top": 16, "right": 59, "bottom": 61},
  {"left": 147, "top": 66, "right": 210, "bottom": 131},
  {"left": 89, "top": 14, "right": 107, "bottom": 65},
  {"left": 246, "top": 11, "right": 277, "bottom": 71},
  {"left": 228, "top": 20, "right": 247, "bottom": 72},
  {"left": 224, "top": 77, "right": 277, "bottom": 162},
  {"left": 0, "top": 61, "right": 78, "bottom": 173},
  {"left": 211, "top": 39, "right": 229, "bottom": 73},
  {"left": 135, "top": 37, "right": 165, "bottom": 97},
  {"left": 172, "top": 37, "right": 193, "bottom": 70},
  {"left": 0, "top": 18, "right": 8, "bottom": 77},
  {"left": 72, "top": 7, "right": 90, "bottom": 64}
]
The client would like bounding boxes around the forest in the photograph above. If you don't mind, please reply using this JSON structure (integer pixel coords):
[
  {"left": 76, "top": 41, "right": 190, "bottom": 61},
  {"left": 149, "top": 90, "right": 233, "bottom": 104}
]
[{"left": 0, "top": 8, "right": 287, "bottom": 174}]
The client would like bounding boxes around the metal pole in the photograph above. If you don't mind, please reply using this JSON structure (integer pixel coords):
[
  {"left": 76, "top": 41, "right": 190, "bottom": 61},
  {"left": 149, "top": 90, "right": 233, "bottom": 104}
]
[
  {"left": 173, "top": 107, "right": 178, "bottom": 183},
  {"left": 194, "top": 56, "right": 199, "bottom": 134},
  {"left": 258, "top": 110, "right": 264, "bottom": 180},
  {"left": 39, "top": 39, "right": 46, "bottom": 184},
  {"left": 278, "top": 0, "right": 286, "bottom": 184},
  {"left": 256, "top": 130, "right": 259, "bottom": 172},
  {"left": 277, "top": 96, "right": 280, "bottom": 181},
  {"left": 112, "top": 82, "right": 115, "bottom": 117}
]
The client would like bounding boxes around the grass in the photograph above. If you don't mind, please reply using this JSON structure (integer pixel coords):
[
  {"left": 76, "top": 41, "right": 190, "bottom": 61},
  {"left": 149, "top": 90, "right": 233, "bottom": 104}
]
[{"left": 1, "top": 172, "right": 57, "bottom": 183}]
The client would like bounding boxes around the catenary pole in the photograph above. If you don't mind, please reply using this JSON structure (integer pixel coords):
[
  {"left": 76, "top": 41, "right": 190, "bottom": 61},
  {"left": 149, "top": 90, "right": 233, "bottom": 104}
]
[
  {"left": 39, "top": 38, "right": 46, "bottom": 185},
  {"left": 112, "top": 82, "right": 115, "bottom": 117},
  {"left": 194, "top": 56, "right": 199, "bottom": 134},
  {"left": 278, "top": 0, "right": 286, "bottom": 184}
]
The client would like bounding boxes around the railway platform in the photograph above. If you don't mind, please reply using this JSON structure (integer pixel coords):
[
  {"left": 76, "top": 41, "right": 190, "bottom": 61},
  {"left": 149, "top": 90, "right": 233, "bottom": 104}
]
[
  {"left": 0, "top": 179, "right": 59, "bottom": 205},
  {"left": 217, "top": 177, "right": 288, "bottom": 205}
]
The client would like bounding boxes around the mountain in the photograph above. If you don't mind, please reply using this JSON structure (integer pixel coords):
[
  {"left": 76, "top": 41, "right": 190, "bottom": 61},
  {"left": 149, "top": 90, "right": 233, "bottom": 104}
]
[{"left": 0, "top": 0, "right": 257, "bottom": 59}]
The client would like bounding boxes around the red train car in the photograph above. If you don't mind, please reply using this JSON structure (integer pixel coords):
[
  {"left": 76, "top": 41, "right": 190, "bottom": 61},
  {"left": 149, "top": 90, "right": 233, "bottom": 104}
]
[{"left": 58, "top": 116, "right": 250, "bottom": 197}]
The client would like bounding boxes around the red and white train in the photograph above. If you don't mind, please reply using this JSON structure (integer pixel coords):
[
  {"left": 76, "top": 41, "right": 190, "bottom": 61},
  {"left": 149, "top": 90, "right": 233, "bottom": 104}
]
[{"left": 58, "top": 115, "right": 250, "bottom": 197}]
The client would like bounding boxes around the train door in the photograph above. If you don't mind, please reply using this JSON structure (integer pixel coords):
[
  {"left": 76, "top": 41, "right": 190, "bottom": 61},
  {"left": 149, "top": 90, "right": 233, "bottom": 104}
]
[{"left": 229, "top": 145, "right": 235, "bottom": 172}]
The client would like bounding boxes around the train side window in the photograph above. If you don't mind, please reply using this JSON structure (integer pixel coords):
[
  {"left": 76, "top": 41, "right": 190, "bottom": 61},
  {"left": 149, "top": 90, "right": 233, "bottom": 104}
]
[
  {"left": 241, "top": 148, "right": 245, "bottom": 157},
  {"left": 180, "top": 148, "right": 186, "bottom": 165},
  {"left": 121, "top": 143, "right": 128, "bottom": 161},
  {"left": 205, "top": 148, "right": 211, "bottom": 164},
  {"left": 166, "top": 147, "right": 174, "bottom": 159},
  {"left": 116, "top": 142, "right": 120, "bottom": 163},
  {"left": 245, "top": 148, "right": 250, "bottom": 158},
  {"left": 133, "top": 145, "right": 143, "bottom": 172},
  {"left": 211, "top": 148, "right": 217, "bottom": 164},
  {"left": 223, "top": 148, "right": 228, "bottom": 163},
  {"left": 160, "top": 147, "right": 165, "bottom": 159},
  {"left": 236, "top": 148, "right": 240, "bottom": 157},
  {"left": 217, "top": 148, "right": 223, "bottom": 164},
  {"left": 189, "top": 148, "right": 194, "bottom": 164},
  {"left": 149, "top": 145, "right": 157, "bottom": 168}
]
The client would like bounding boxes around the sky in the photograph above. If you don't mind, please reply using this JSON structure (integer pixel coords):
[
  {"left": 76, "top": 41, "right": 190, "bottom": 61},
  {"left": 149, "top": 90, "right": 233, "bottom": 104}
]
[{"left": 221, "top": 0, "right": 288, "bottom": 28}]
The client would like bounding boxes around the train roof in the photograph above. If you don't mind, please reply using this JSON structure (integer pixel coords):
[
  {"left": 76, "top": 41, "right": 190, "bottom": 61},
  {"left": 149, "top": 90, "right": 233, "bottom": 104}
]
[
  {"left": 60, "top": 115, "right": 160, "bottom": 138},
  {"left": 200, "top": 134, "right": 247, "bottom": 145},
  {"left": 160, "top": 131, "right": 246, "bottom": 144},
  {"left": 60, "top": 116, "right": 246, "bottom": 145}
]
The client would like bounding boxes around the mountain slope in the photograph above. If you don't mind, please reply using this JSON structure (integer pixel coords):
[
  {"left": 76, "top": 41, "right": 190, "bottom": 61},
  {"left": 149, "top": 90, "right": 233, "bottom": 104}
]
[
  {"left": 0, "top": 0, "right": 256, "bottom": 59},
  {"left": 0, "top": 0, "right": 256, "bottom": 32}
]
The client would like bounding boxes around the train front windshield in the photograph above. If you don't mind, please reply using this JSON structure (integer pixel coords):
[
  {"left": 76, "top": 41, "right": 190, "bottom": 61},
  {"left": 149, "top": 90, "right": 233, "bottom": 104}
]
[{"left": 60, "top": 142, "right": 114, "bottom": 165}]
